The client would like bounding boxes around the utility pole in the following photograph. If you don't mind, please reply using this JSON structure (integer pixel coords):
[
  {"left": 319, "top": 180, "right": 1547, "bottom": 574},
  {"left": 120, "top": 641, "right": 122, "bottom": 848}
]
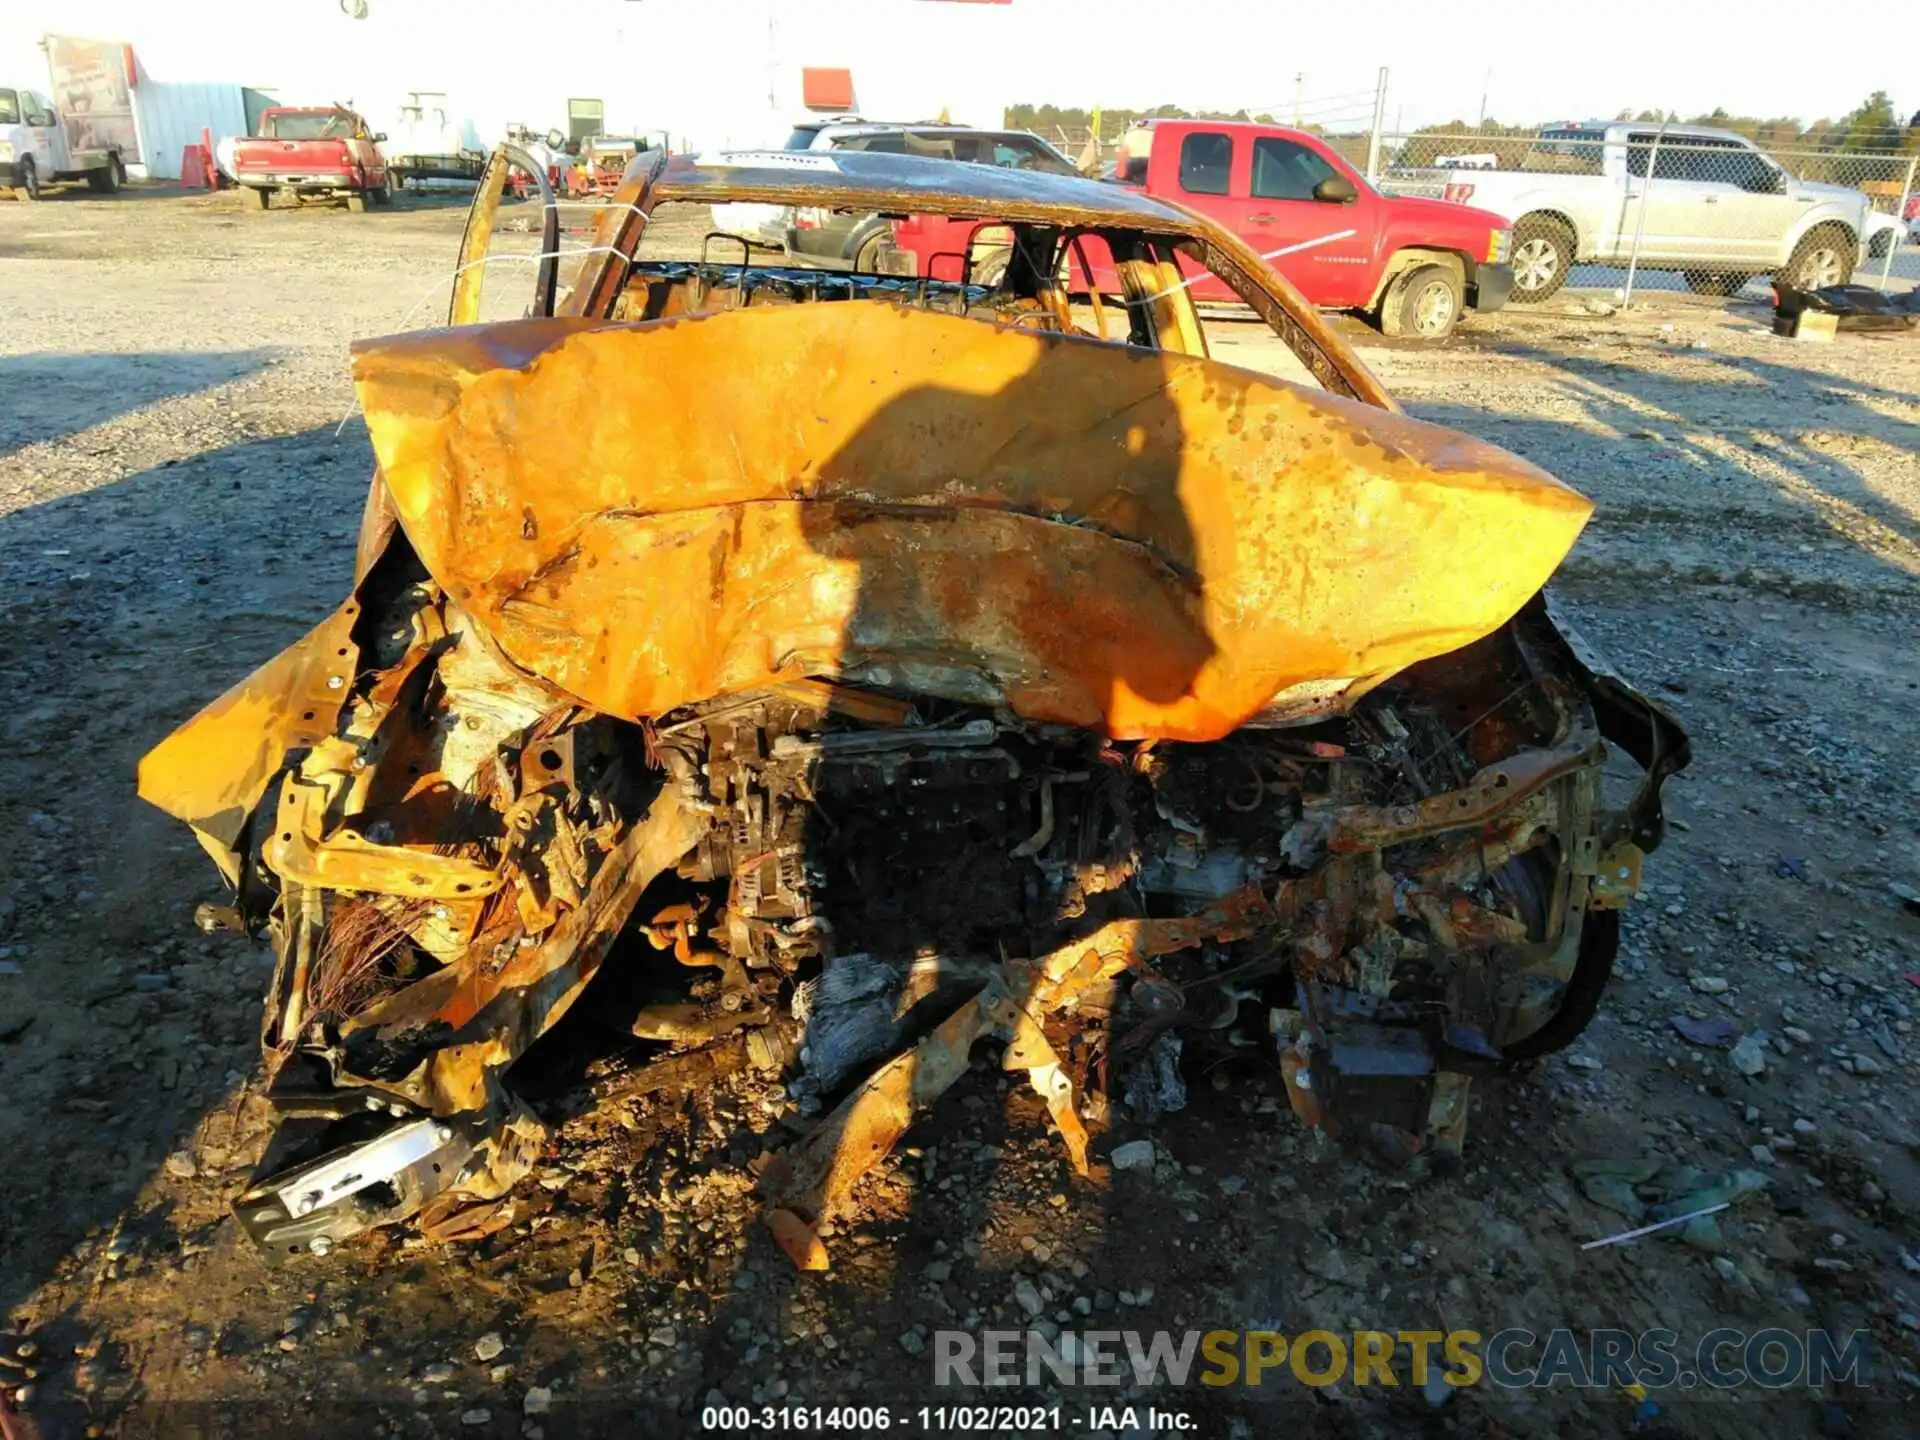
[
  {"left": 1293, "top": 72, "right": 1303, "bottom": 127},
  {"left": 1478, "top": 68, "right": 1490, "bottom": 129},
  {"left": 1365, "top": 66, "right": 1388, "bottom": 183}
]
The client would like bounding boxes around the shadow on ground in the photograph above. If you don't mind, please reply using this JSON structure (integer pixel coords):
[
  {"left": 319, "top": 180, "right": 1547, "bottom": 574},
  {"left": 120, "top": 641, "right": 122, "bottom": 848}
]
[
  {"left": 0, "top": 424, "right": 369, "bottom": 1328},
  {"left": 0, "top": 351, "right": 278, "bottom": 455}
]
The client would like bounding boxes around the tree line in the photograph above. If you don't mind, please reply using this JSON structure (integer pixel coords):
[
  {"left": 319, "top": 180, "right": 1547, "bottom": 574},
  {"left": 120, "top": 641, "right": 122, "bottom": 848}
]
[{"left": 1397, "top": 91, "right": 1917, "bottom": 153}]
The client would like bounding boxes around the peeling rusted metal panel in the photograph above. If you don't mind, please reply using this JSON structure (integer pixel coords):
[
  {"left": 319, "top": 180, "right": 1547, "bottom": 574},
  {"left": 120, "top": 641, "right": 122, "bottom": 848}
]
[
  {"left": 136, "top": 598, "right": 363, "bottom": 884},
  {"left": 351, "top": 303, "right": 1590, "bottom": 742}
]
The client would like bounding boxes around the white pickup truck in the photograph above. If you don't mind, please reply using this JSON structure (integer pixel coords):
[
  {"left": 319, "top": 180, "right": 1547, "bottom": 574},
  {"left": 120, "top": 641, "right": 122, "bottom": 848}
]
[
  {"left": 1437, "top": 122, "right": 1878, "bottom": 300},
  {"left": 0, "top": 83, "right": 126, "bottom": 199}
]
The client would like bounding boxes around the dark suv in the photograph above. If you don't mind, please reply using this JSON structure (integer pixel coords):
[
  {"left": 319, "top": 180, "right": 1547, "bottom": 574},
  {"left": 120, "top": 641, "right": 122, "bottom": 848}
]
[{"left": 779, "top": 120, "right": 1079, "bottom": 267}]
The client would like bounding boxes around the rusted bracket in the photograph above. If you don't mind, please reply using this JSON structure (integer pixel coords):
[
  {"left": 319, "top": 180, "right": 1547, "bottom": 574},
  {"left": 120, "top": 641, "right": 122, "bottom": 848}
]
[
  {"left": 264, "top": 769, "right": 518, "bottom": 900},
  {"left": 1589, "top": 841, "right": 1645, "bottom": 910},
  {"left": 1322, "top": 735, "right": 1603, "bottom": 853}
]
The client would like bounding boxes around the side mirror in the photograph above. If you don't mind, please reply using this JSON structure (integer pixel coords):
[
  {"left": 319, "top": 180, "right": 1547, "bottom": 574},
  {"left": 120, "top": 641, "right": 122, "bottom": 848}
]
[
  {"left": 372, "top": 132, "right": 387, "bottom": 143},
  {"left": 1314, "top": 175, "right": 1358, "bottom": 204},
  {"left": 546, "top": 128, "right": 566, "bottom": 150}
]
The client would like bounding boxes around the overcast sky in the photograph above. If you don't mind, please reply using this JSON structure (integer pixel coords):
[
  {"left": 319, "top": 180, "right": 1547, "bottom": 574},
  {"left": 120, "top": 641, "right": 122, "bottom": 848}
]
[{"left": 1005, "top": 0, "right": 1909, "bottom": 131}]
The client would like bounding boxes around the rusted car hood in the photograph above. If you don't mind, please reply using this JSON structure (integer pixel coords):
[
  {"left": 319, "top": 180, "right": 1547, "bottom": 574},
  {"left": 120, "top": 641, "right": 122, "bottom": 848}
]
[{"left": 348, "top": 301, "right": 1590, "bottom": 743}]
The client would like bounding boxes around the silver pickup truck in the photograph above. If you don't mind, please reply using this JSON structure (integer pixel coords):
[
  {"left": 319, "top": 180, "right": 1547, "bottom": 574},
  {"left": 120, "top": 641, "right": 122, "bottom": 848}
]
[{"left": 1435, "top": 122, "right": 1877, "bottom": 301}]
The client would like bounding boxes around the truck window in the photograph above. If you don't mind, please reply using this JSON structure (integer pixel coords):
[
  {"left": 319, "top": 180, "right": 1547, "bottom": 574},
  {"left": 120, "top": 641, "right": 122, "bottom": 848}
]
[
  {"left": 0, "top": 90, "right": 18, "bottom": 125},
  {"left": 265, "top": 111, "right": 355, "bottom": 141},
  {"left": 1178, "top": 132, "right": 1232, "bottom": 196},
  {"left": 1624, "top": 132, "right": 1666, "bottom": 179},
  {"left": 1650, "top": 145, "right": 1693, "bottom": 181},
  {"left": 1525, "top": 129, "right": 1604, "bottom": 175},
  {"left": 1250, "top": 137, "right": 1339, "bottom": 201},
  {"left": 1718, "top": 149, "right": 1777, "bottom": 190},
  {"left": 1674, "top": 139, "right": 1753, "bottom": 185}
]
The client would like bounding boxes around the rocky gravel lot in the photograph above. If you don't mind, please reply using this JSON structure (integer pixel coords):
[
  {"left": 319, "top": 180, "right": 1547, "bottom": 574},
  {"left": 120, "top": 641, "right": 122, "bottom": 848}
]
[{"left": 1, "top": 186, "right": 1917, "bottom": 1440}]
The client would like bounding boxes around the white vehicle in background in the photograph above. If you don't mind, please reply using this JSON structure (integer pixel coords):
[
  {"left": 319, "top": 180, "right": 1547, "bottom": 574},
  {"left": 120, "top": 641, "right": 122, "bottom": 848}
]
[
  {"left": 390, "top": 93, "right": 484, "bottom": 190},
  {"left": 709, "top": 115, "right": 878, "bottom": 247},
  {"left": 1439, "top": 121, "right": 1874, "bottom": 300},
  {"left": 0, "top": 83, "right": 126, "bottom": 198}
]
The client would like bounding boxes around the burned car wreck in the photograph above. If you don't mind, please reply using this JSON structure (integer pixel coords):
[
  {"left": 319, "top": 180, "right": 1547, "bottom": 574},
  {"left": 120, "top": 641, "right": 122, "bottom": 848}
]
[{"left": 138, "top": 148, "right": 1687, "bottom": 1266}]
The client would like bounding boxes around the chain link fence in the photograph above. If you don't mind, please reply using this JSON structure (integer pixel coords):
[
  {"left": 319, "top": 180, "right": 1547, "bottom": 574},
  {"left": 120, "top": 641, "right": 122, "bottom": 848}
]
[{"left": 1370, "top": 124, "right": 1917, "bottom": 304}]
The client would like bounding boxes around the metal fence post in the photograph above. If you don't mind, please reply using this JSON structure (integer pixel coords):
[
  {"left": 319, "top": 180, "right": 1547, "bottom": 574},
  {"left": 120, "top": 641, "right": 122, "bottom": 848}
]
[
  {"left": 1620, "top": 120, "right": 1667, "bottom": 309},
  {"left": 1879, "top": 153, "right": 1917, "bottom": 291},
  {"left": 1365, "top": 67, "right": 1388, "bottom": 184}
]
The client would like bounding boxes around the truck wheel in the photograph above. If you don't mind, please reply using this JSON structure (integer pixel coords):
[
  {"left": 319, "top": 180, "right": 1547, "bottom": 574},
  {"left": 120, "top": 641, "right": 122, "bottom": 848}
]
[
  {"left": 1682, "top": 270, "right": 1751, "bottom": 297},
  {"left": 369, "top": 177, "right": 393, "bottom": 205},
  {"left": 1784, "top": 225, "right": 1854, "bottom": 290},
  {"left": 87, "top": 158, "right": 122, "bottom": 194},
  {"left": 1510, "top": 216, "right": 1573, "bottom": 302},
  {"left": 13, "top": 158, "right": 39, "bottom": 202},
  {"left": 1378, "top": 263, "right": 1463, "bottom": 341},
  {"left": 852, "top": 229, "right": 894, "bottom": 273},
  {"left": 241, "top": 185, "right": 268, "bottom": 211},
  {"left": 970, "top": 248, "right": 1011, "bottom": 288}
]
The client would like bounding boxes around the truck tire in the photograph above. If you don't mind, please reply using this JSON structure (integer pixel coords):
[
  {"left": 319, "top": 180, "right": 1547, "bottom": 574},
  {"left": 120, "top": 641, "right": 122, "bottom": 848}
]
[
  {"left": 241, "top": 185, "right": 268, "bottom": 211},
  {"left": 1784, "top": 225, "right": 1854, "bottom": 290},
  {"left": 845, "top": 218, "right": 894, "bottom": 271},
  {"left": 1682, "top": 270, "right": 1753, "bottom": 297},
  {"left": 970, "top": 248, "right": 1011, "bottom": 288},
  {"left": 369, "top": 176, "right": 393, "bottom": 205},
  {"left": 86, "top": 157, "right": 122, "bottom": 193},
  {"left": 1377, "top": 262, "right": 1463, "bottom": 341},
  {"left": 1510, "top": 215, "right": 1573, "bottom": 302},
  {"left": 13, "top": 157, "right": 39, "bottom": 202}
]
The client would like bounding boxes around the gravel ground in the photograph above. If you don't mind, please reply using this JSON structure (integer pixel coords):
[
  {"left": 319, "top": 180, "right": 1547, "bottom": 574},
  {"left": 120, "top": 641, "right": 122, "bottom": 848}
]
[{"left": 1, "top": 184, "right": 1918, "bottom": 1440}]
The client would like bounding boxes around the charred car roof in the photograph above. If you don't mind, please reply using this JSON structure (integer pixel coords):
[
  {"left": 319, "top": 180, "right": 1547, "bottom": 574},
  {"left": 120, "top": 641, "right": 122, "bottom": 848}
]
[{"left": 651, "top": 149, "right": 1198, "bottom": 231}]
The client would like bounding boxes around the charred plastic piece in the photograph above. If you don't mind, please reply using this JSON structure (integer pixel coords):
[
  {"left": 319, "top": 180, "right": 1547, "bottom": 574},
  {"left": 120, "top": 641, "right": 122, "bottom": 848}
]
[{"left": 137, "top": 149, "right": 1686, "bottom": 1263}]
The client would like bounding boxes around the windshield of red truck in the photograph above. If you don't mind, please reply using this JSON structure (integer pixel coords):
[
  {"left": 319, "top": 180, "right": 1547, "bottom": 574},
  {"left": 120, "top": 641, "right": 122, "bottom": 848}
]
[{"left": 265, "top": 111, "right": 355, "bottom": 140}]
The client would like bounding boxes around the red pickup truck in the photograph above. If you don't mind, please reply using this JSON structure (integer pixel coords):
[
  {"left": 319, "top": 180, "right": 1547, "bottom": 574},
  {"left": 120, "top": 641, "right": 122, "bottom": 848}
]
[
  {"left": 232, "top": 106, "right": 393, "bottom": 212},
  {"left": 890, "top": 119, "right": 1516, "bottom": 341}
]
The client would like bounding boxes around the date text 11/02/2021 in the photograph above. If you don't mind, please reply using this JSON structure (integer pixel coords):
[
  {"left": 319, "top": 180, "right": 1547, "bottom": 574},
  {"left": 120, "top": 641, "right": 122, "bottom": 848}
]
[{"left": 700, "top": 1406, "right": 1195, "bottom": 1431}]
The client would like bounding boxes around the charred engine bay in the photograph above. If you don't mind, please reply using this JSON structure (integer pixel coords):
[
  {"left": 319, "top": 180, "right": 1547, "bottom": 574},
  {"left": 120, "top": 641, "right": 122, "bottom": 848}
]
[{"left": 235, "top": 560, "right": 1642, "bottom": 1265}]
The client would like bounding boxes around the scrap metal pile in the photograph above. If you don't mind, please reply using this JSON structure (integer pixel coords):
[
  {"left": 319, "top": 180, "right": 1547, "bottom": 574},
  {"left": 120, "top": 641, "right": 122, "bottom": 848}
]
[{"left": 135, "top": 151, "right": 1686, "bottom": 1267}]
